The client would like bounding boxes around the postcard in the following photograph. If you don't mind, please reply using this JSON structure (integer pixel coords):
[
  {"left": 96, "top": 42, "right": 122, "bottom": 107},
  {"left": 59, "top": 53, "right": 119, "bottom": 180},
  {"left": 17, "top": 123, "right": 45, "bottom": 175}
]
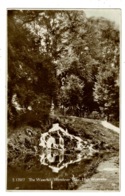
[{"left": 7, "top": 8, "right": 120, "bottom": 191}]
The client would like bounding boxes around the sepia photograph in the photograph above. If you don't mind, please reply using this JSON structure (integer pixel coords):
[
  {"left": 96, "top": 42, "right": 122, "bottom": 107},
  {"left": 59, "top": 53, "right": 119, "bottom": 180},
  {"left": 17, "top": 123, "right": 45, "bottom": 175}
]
[{"left": 7, "top": 9, "right": 120, "bottom": 190}]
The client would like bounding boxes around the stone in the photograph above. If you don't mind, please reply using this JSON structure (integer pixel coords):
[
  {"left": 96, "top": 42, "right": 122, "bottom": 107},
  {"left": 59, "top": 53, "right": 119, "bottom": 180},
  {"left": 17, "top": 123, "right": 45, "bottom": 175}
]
[{"left": 39, "top": 123, "right": 84, "bottom": 151}]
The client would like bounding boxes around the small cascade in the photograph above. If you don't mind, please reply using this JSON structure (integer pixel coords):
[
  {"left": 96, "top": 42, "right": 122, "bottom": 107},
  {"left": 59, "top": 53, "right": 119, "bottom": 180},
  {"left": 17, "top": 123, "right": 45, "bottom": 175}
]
[{"left": 39, "top": 123, "right": 84, "bottom": 151}]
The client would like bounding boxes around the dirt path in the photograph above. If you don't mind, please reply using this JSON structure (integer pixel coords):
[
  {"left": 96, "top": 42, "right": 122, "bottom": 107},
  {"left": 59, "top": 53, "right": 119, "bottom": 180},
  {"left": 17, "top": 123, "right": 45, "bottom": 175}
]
[
  {"left": 77, "top": 120, "right": 120, "bottom": 191},
  {"left": 101, "top": 121, "right": 120, "bottom": 134},
  {"left": 77, "top": 156, "right": 119, "bottom": 191}
]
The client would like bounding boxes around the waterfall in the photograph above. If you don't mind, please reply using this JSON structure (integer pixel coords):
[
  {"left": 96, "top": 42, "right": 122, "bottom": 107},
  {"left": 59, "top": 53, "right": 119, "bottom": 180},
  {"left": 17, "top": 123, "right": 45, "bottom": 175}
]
[{"left": 39, "top": 123, "right": 84, "bottom": 151}]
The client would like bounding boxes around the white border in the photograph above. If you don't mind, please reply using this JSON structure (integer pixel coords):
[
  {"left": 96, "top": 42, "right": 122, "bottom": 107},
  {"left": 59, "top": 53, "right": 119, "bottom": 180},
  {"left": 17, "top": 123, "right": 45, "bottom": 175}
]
[{"left": 0, "top": 0, "right": 125, "bottom": 195}]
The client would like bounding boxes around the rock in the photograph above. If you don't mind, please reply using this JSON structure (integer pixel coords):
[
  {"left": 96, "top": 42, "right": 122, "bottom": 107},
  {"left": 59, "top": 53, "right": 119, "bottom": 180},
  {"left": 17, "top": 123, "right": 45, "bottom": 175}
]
[
  {"left": 33, "top": 146, "right": 38, "bottom": 152},
  {"left": 39, "top": 123, "right": 84, "bottom": 151},
  {"left": 100, "top": 133, "right": 105, "bottom": 136},
  {"left": 8, "top": 142, "right": 14, "bottom": 150},
  {"left": 93, "top": 130, "right": 99, "bottom": 134},
  {"left": 93, "top": 143, "right": 100, "bottom": 150},
  {"left": 25, "top": 128, "right": 33, "bottom": 136},
  {"left": 25, "top": 138, "right": 31, "bottom": 148}
]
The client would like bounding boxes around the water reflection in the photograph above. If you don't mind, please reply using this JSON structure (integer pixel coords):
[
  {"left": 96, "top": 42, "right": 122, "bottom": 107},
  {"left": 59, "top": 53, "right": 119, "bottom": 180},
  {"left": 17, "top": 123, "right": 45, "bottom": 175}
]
[
  {"left": 7, "top": 148, "right": 99, "bottom": 190},
  {"left": 40, "top": 148, "right": 95, "bottom": 173}
]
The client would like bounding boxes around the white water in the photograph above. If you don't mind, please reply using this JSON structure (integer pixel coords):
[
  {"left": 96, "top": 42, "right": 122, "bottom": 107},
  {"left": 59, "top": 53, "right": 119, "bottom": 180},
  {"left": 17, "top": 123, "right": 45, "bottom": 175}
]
[{"left": 39, "top": 123, "right": 83, "bottom": 151}]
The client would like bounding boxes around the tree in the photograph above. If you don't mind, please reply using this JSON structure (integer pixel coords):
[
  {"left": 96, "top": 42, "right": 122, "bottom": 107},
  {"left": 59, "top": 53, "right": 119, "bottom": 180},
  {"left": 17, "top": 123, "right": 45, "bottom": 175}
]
[
  {"left": 93, "top": 18, "right": 120, "bottom": 121},
  {"left": 8, "top": 10, "right": 59, "bottom": 125},
  {"left": 8, "top": 10, "right": 120, "bottom": 124},
  {"left": 59, "top": 74, "right": 84, "bottom": 116},
  {"left": 94, "top": 65, "right": 119, "bottom": 121}
]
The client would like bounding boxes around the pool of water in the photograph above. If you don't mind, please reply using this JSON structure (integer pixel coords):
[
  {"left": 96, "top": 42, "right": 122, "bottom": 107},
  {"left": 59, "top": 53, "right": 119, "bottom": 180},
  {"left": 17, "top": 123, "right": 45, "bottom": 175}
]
[{"left": 7, "top": 149, "right": 100, "bottom": 190}]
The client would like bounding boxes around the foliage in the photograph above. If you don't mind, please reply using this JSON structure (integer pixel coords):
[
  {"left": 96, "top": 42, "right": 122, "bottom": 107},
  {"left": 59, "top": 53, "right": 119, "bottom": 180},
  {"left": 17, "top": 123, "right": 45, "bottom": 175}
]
[
  {"left": 8, "top": 10, "right": 120, "bottom": 125},
  {"left": 8, "top": 10, "right": 59, "bottom": 125},
  {"left": 94, "top": 65, "right": 119, "bottom": 121}
]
